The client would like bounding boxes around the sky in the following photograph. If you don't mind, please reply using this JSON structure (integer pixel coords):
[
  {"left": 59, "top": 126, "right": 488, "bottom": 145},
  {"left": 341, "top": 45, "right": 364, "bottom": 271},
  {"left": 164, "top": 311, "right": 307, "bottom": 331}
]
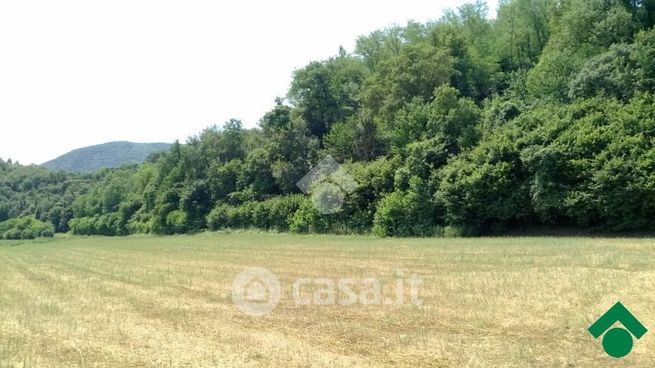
[{"left": 0, "top": 0, "right": 498, "bottom": 165}]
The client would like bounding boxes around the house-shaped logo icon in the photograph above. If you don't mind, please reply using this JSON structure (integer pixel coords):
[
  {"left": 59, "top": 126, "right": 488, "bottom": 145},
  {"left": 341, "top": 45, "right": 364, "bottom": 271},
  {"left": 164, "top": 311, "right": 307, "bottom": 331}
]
[
  {"left": 231, "top": 267, "right": 281, "bottom": 316},
  {"left": 588, "top": 302, "right": 648, "bottom": 358},
  {"left": 244, "top": 277, "right": 269, "bottom": 302}
]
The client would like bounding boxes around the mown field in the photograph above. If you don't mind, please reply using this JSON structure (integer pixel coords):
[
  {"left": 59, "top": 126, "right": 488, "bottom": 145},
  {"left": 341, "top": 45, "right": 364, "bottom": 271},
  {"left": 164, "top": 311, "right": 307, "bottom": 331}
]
[{"left": 0, "top": 233, "right": 654, "bottom": 367}]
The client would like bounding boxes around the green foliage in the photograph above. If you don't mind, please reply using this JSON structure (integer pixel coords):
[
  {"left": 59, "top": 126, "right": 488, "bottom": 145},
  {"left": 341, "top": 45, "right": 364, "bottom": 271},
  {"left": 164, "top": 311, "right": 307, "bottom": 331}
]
[
  {"left": 403, "top": 137, "right": 450, "bottom": 178},
  {"left": 526, "top": 0, "right": 643, "bottom": 101},
  {"left": 69, "top": 214, "right": 121, "bottom": 236},
  {"left": 206, "top": 204, "right": 232, "bottom": 231},
  {"left": 4, "top": 0, "right": 655, "bottom": 237},
  {"left": 267, "top": 118, "right": 320, "bottom": 193},
  {"left": 568, "top": 44, "right": 635, "bottom": 100},
  {"left": 522, "top": 95, "right": 655, "bottom": 230},
  {"left": 325, "top": 113, "right": 386, "bottom": 161},
  {"left": 362, "top": 42, "right": 455, "bottom": 121},
  {"left": 165, "top": 210, "right": 188, "bottom": 234},
  {"left": 631, "top": 28, "right": 655, "bottom": 91},
  {"left": 68, "top": 217, "right": 96, "bottom": 236},
  {"left": 568, "top": 30, "right": 655, "bottom": 100},
  {"left": 180, "top": 180, "right": 211, "bottom": 230},
  {"left": 288, "top": 54, "right": 367, "bottom": 139},
  {"left": 0, "top": 217, "right": 55, "bottom": 239},
  {"left": 0, "top": 161, "right": 94, "bottom": 232},
  {"left": 290, "top": 158, "right": 397, "bottom": 234},
  {"left": 207, "top": 195, "right": 305, "bottom": 232},
  {"left": 373, "top": 177, "right": 437, "bottom": 237},
  {"left": 438, "top": 1, "right": 499, "bottom": 101},
  {"left": 436, "top": 127, "right": 531, "bottom": 232},
  {"left": 254, "top": 195, "right": 305, "bottom": 231},
  {"left": 494, "top": 0, "right": 551, "bottom": 69},
  {"left": 390, "top": 85, "right": 482, "bottom": 152}
]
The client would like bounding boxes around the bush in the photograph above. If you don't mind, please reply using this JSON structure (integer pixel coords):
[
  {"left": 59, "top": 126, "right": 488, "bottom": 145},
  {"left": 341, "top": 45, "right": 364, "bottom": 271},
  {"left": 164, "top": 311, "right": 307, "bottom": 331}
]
[
  {"left": 436, "top": 121, "right": 531, "bottom": 231},
  {"left": 94, "top": 214, "right": 117, "bottom": 236},
  {"left": 0, "top": 217, "right": 55, "bottom": 240},
  {"left": 69, "top": 217, "right": 97, "bottom": 235},
  {"left": 289, "top": 198, "right": 327, "bottom": 233},
  {"left": 443, "top": 225, "right": 479, "bottom": 238},
  {"left": 207, "top": 195, "right": 306, "bottom": 232},
  {"left": 206, "top": 201, "right": 255, "bottom": 230},
  {"left": 288, "top": 192, "right": 378, "bottom": 235},
  {"left": 68, "top": 214, "right": 120, "bottom": 236},
  {"left": 227, "top": 202, "right": 257, "bottom": 229},
  {"left": 253, "top": 195, "right": 304, "bottom": 231},
  {"left": 4, "top": 228, "right": 23, "bottom": 240},
  {"left": 127, "top": 213, "right": 151, "bottom": 234},
  {"left": 165, "top": 210, "right": 189, "bottom": 234},
  {"left": 20, "top": 229, "right": 36, "bottom": 240},
  {"left": 207, "top": 204, "right": 233, "bottom": 230},
  {"left": 372, "top": 177, "right": 437, "bottom": 237}
]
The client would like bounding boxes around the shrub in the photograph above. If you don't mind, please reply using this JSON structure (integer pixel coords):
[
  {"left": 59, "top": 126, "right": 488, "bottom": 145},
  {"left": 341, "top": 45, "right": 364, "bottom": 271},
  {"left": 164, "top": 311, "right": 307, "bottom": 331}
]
[
  {"left": 69, "top": 217, "right": 97, "bottom": 235},
  {"left": 373, "top": 177, "right": 437, "bottom": 237},
  {"left": 165, "top": 210, "right": 189, "bottom": 234},
  {"left": 3, "top": 228, "right": 22, "bottom": 240},
  {"left": 20, "top": 229, "right": 36, "bottom": 240},
  {"left": 288, "top": 198, "right": 333, "bottom": 233},
  {"left": 436, "top": 121, "right": 531, "bottom": 231},
  {"left": 207, "top": 204, "right": 233, "bottom": 230},
  {"left": 254, "top": 195, "right": 305, "bottom": 231},
  {"left": 68, "top": 214, "right": 123, "bottom": 236},
  {"left": 0, "top": 217, "right": 55, "bottom": 240},
  {"left": 443, "top": 225, "right": 479, "bottom": 238},
  {"left": 227, "top": 202, "right": 257, "bottom": 229}
]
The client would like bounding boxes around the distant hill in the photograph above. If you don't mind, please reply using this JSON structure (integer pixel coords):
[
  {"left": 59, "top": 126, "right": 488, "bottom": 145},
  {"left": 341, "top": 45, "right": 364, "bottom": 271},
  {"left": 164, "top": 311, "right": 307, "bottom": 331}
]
[{"left": 42, "top": 141, "right": 172, "bottom": 173}]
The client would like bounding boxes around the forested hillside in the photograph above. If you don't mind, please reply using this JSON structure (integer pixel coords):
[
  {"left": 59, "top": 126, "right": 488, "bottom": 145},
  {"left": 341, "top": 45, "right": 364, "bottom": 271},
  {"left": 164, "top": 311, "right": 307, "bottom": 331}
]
[
  {"left": 3, "top": 0, "right": 655, "bottom": 237},
  {"left": 0, "top": 159, "right": 98, "bottom": 236},
  {"left": 41, "top": 141, "right": 172, "bottom": 173}
]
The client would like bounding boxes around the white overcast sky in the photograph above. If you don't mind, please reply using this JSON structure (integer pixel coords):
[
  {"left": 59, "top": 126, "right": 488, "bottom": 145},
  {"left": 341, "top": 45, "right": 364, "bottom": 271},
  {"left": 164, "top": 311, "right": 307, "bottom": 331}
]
[{"left": 0, "top": 0, "right": 497, "bottom": 165}]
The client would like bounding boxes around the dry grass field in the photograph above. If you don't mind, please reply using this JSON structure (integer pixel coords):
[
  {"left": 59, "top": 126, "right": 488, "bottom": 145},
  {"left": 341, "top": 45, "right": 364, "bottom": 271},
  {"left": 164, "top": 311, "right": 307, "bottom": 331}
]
[{"left": 0, "top": 233, "right": 654, "bottom": 367}]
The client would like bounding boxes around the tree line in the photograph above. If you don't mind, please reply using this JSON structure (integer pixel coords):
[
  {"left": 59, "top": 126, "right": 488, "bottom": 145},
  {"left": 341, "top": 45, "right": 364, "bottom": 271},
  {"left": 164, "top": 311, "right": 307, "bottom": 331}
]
[{"left": 2, "top": 0, "right": 655, "bottom": 238}]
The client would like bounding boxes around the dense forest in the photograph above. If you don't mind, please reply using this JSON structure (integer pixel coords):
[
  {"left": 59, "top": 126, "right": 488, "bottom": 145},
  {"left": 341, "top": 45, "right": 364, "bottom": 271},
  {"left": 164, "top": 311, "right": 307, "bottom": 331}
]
[
  {"left": 0, "top": 160, "right": 97, "bottom": 237},
  {"left": 2, "top": 0, "right": 655, "bottom": 239}
]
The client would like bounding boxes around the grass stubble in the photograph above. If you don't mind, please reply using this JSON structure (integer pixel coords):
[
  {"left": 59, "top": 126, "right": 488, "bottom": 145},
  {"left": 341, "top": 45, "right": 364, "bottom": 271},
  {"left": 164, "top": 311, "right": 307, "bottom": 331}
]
[{"left": 0, "top": 233, "right": 654, "bottom": 367}]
